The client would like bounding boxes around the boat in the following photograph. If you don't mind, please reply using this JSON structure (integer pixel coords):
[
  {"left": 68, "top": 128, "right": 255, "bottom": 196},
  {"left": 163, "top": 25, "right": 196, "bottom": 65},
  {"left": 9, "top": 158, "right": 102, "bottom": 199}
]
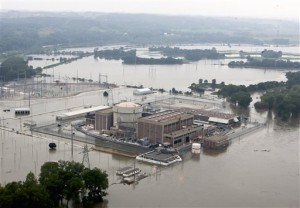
[
  {"left": 122, "top": 168, "right": 141, "bottom": 177},
  {"left": 136, "top": 151, "right": 182, "bottom": 166}
]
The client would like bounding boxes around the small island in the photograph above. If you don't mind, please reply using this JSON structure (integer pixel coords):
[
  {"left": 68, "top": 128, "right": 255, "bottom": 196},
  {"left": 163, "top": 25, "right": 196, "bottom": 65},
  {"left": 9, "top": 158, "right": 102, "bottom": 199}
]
[
  {"left": 93, "top": 46, "right": 227, "bottom": 65},
  {"left": 94, "top": 47, "right": 183, "bottom": 65},
  {"left": 149, "top": 46, "right": 225, "bottom": 61},
  {"left": 229, "top": 49, "right": 300, "bottom": 69}
]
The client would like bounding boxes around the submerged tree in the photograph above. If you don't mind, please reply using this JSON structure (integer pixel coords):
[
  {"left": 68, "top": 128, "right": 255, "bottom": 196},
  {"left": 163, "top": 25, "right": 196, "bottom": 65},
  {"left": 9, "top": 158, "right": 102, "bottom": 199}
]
[
  {"left": 0, "top": 172, "right": 52, "bottom": 208},
  {"left": 103, "top": 91, "right": 109, "bottom": 97},
  {"left": 230, "top": 91, "right": 253, "bottom": 108},
  {"left": 82, "top": 168, "right": 109, "bottom": 206},
  {"left": 0, "top": 56, "right": 42, "bottom": 81},
  {"left": 254, "top": 72, "right": 300, "bottom": 121},
  {"left": 39, "top": 160, "right": 108, "bottom": 207}
]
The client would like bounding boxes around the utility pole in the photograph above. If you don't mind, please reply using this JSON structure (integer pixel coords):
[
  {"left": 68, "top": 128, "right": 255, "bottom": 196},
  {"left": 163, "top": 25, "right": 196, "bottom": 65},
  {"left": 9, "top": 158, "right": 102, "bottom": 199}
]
[
  {"left": 24, "top": 70, "right": 27, "bottom": 100},
  {"left": 29, "top": 90, "right": 30, "bottom": 108},
  {"left": 71, "top": 125, "right": 74, "bottom": 161},
  {"left": 99, "top": 73, "right": 101, "bottom": 85}
]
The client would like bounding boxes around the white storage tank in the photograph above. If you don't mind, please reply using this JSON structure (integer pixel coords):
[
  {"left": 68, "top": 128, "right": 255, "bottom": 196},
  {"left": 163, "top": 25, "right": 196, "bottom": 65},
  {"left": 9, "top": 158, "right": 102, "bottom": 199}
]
[
  {"left": 113, "top": 102, "right": 143, "bottom": 129},
  {"left": 133, "top": 88, "right": 152, "bottom": 95},
  {"left": 192, "top": 143, "right": 201, "bottom": 154}
]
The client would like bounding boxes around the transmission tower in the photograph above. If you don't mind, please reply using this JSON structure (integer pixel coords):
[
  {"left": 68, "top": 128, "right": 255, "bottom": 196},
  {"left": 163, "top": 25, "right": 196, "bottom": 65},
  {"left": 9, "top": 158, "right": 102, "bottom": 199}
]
[{"left": 82, "top": 144, "right": 90, "bottom": 169}]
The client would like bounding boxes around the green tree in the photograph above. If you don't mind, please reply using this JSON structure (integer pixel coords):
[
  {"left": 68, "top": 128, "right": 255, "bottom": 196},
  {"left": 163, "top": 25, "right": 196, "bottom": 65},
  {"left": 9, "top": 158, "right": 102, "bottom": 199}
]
[
  {"left": 39, "top": 162, "right": 64, "bottom": 207},
  {"left": 39, "top": 160, "right": 109, "bottom": 207},
  {"left": 230, "top": 91, "right": 252, "bottom": 107},
  {"left": 82, "top": 168, "right": 109, "bottom": 206},
  {"left": 103, "top": 91, "right": 109, "bottom": 97},
  {"left": 0, "top": 56, "right": 39, "bottom": 81},
  {"left": 211, "top": 79, "right": 216, "bottom": 89},
  {"left": 171, "top": 88, "right": 179, "bottom": 94},
  {"left": 64, "top": 176, "right": 84, "bottom": 206},
  {"left": 58, "top": 161, "right": 85, "bottom": 206},
  {"left": 158, "top": 88, "right": 166, "bottom": 93},
  {"left": 0, "top": 173, "right": 52, "bottom": 208},
  {"left": 286, "top": 71, "right": 300, "bottom": 89}
]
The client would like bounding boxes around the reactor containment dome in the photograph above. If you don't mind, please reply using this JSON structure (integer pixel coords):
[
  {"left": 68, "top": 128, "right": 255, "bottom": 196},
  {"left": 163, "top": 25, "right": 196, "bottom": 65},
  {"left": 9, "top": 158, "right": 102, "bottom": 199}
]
[{"left": 113, "top": 102, "right": 143, "bottom": 129}]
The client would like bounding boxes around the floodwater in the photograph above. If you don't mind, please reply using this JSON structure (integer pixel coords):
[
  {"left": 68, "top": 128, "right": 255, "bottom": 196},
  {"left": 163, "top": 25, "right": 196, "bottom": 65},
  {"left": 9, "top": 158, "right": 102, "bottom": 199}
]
[
  {"left": 1, "top": 44, "right": 299, "bottom": 207},
  {"left": 28, "top": 44, "right": 300, "bottom": 91},
  {"left": 105, "top": 120, "right": 299, "bottom": 208}
]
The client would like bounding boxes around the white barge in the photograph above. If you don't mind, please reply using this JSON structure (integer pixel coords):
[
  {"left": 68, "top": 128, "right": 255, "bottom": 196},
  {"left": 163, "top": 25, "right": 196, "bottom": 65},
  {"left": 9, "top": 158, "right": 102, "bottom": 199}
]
[
  {"left": 122, "top": 168, "right": 141, "bottom": 177},
  {"left": 136, "top": 150, "right": 182, "bottom": 166},
  {"left": 116, "top": 166, "right": 134, "bottom": 175}
]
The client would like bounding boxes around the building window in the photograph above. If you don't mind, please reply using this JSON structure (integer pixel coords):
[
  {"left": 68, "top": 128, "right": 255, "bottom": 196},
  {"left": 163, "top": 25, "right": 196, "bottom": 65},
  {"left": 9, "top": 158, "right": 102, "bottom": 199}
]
[{"left": 174, "top": 139, "right": 182, "bottom": 144}]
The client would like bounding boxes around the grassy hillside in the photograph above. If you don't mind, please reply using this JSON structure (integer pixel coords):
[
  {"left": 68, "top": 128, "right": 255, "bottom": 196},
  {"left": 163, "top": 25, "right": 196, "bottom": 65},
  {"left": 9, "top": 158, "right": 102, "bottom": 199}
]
[{"left": 0, "top": 11, "right": 299, "bottom": 53}]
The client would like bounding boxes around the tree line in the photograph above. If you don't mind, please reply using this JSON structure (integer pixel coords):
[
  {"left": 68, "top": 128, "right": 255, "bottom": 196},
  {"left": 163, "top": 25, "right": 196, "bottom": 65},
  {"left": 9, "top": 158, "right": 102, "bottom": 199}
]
[
  {"left": 188, "top": 79, "right": 253, "bottom": 108},
  {"left": 0, "top": 56, "right": 42, "bottom": 81},
  {"left": 149, "top": 46, "right": 225, "bottom": 61},
  {"left": 188, "top": 72, "right": 300, "bottom": 120},
  {"left": 0, "top": 160, "right": 108, "bottom": 208},
  {"left": 216, "top": 80, "right": 289, "bottom": 108},
  {"left": 122, "top": 56, "right": 183, "bottom": 65},
  {"left": 1, "top": 11, "right": 298, "bottom": 53},
  {"left": 94, "top": 48, "right": 136, "bottom": 60},
  {"left": 228, "top": 57, "right": 300, "bottom": 69},
  {"left": 93, "top": 46, "right": 225, "bottom": 65},
  {"left": 254, "top": 71, "right": 300, "bottom": 120},
  {"left": 94, "top": 47, "right": 183, "bottom": 64},
  {"left": 261, "top": 49, "right": 282, "bottom": 59}
]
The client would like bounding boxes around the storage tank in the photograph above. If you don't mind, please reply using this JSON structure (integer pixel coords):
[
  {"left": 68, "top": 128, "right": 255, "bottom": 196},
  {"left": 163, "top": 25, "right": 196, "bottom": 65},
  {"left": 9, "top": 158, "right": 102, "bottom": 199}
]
[
  {"left": 133, "top": 88, "right": 152, "bottom": 95},
  {"left": 192, "top": 143, "right": 201, "bottom": 154},
  {"left": 113, "top": 102, "right": 143, "bottom": 129}
]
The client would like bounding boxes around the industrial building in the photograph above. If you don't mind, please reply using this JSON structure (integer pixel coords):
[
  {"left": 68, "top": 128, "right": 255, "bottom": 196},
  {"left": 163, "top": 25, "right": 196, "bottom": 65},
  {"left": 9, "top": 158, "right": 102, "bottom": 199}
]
[
  {"left": 137, "top": 110, "right": 202, "bottom": 148},
  {"left": 87, "top": 103, "right": 232, "bottom": 150},
  {"left": 174, "top": 107, "right": 239, "bottom": 126}
]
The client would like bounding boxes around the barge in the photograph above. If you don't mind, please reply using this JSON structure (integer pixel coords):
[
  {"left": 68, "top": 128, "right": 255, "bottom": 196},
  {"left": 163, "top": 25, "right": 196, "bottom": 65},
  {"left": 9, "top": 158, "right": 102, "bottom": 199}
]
[
  {"left": 122, "top": 168, "right": 141, "bottom": 177},
  {"left": 136, "top": 150, "right": 182, "bottom": 166},
  {"left": 116, "top": 166, "right": 134, "bottom": 175}
]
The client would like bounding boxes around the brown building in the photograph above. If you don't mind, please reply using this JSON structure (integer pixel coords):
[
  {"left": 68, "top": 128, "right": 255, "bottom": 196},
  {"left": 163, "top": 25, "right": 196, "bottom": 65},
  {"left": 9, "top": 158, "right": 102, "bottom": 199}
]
[
  {"left": 94, "top": 108, "right": 113, "bottom": 132},
  {"left": 137, "top": 110, "right": 202, "bottom": 147}
]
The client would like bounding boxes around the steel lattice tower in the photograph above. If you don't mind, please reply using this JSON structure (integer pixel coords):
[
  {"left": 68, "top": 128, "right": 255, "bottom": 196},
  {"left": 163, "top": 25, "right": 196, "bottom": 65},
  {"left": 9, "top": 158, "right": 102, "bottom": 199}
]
[{"left": 82, "top": 144, "right": 90, "bottom": 169}]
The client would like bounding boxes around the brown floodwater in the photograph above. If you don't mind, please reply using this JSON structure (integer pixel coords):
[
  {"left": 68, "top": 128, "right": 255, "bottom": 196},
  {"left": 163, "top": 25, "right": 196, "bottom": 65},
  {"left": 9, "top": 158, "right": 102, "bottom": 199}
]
[
  {"left": 1, "top": 44, "right": 300, "bottom": 207},
  {"left": 0, "top": 87, "right": 299, "bottom": 208}
]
